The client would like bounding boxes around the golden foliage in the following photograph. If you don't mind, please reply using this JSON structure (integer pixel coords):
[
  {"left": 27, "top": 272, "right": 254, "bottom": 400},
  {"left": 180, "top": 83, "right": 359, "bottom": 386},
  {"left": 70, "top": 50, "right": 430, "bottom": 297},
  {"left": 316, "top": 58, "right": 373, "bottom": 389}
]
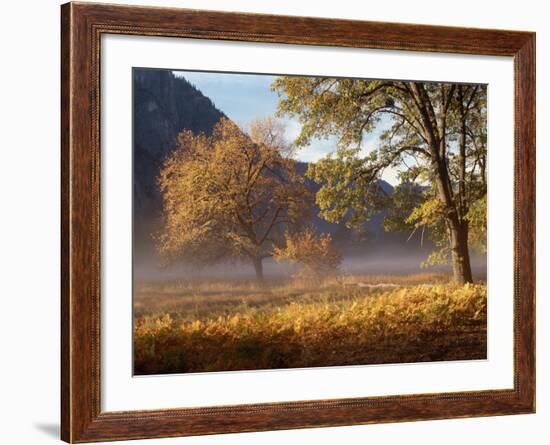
[
  {"left": 466, "top": 195, "right": 487, "bottom": 253},
  {"left": 155, "top": 118, "right": 311, "bottom": 269},
  {"left": 272, "top": 228, "right": 342, "bottom": 281},
  {"left": 134, "top": 283, "right": 486, "bottom": 374}
]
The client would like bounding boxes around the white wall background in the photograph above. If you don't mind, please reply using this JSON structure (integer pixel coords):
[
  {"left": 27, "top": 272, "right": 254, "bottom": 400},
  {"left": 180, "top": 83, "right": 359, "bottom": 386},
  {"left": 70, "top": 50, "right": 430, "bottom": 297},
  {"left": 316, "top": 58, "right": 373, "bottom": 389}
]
[{"left": 0, "top": 0, "right": 546, "bottom": 444}]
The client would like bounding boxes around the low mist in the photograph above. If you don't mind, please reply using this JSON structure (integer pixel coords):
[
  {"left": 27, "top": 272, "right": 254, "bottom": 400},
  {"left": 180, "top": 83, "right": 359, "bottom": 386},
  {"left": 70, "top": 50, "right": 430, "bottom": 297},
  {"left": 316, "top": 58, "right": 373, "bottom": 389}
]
[{"left": 134, "top": 245, "right": 487, "bottom": 283}]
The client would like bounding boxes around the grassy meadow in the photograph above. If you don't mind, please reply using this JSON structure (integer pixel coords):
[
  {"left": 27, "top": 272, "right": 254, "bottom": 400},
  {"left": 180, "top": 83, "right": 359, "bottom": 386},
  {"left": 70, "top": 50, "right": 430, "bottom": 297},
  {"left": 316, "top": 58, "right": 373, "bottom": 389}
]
[{"left": 133, "top": 273, "right": 487, "bottom": 375}]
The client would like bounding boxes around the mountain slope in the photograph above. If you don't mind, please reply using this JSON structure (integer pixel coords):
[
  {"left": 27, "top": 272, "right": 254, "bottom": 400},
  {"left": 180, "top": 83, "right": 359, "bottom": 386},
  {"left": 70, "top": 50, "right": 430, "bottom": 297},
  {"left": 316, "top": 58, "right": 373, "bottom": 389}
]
[{"left": 133, "top": 68, "right": 226, "bottom": 219}]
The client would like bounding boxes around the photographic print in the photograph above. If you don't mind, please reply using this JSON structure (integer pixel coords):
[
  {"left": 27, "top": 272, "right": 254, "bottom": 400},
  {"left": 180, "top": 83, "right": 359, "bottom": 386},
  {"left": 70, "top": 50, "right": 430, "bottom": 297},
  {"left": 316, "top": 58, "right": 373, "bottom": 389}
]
[{"left": 132, "top": 68, "right": 488, "bottom": 375}]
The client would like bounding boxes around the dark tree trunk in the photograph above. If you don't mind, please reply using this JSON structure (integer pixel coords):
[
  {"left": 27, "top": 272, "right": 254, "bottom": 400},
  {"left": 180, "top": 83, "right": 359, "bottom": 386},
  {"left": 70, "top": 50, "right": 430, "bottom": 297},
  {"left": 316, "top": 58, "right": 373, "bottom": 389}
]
[
  {"left": 252, "top": 257, "right": 264, "bottom": 283},
  {"left": 432, "top": 157, "right": 474, "bottom": 285},
  {"left": 448, "top": 220, "right": 474, "bottom": 284}
]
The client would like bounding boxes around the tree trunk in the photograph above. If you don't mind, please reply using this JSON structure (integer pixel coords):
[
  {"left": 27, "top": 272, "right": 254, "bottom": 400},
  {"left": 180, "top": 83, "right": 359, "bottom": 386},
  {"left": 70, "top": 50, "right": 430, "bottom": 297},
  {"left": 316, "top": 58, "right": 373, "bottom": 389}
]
[
  {"left": 448, "top": 220, "right": 473, "bottom": 284},
  {"left": 432, "top": 157, "right": 474, "bottom": 285},
  {"left": 252, "top": 257, "right": 265, "bottom": 283}
]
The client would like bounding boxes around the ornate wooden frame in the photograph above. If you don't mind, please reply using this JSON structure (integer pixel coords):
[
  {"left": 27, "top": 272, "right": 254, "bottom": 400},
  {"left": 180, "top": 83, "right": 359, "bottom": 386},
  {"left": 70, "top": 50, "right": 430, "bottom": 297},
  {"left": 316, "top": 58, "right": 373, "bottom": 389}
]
[{"left": 61, "top": 2, "right": 536, "bottom": 442}]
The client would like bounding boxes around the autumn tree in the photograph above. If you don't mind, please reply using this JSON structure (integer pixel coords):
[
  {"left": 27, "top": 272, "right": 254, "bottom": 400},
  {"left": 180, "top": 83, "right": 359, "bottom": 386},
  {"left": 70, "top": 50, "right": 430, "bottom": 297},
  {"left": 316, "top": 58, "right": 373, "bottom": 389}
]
[
  {"left": 273, "top": 227, "right": 342, "bottom": 281},
  {"left": 273, "top": 78, "right": 487, "bottom": 284},
  {"left": 156, "top": 117, "right": 311, "bottom": 283}
]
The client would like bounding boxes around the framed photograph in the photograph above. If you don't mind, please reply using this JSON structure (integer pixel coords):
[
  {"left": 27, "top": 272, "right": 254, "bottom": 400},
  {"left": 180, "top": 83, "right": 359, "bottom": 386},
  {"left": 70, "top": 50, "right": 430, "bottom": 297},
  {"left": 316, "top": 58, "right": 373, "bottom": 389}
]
[{"left": 61, "top": 2, "right": 535, "bottom": 442}]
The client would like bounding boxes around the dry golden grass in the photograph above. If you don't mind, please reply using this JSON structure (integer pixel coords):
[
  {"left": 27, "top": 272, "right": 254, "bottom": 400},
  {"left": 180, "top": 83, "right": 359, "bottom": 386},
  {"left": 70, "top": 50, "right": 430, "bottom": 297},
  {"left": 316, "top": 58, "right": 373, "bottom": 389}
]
[
  {"left": 134, "top": 275, "right": 486, "bottom": 374},
  {"left": 134, "top": 272, "right": 454, "bottom": 321}
]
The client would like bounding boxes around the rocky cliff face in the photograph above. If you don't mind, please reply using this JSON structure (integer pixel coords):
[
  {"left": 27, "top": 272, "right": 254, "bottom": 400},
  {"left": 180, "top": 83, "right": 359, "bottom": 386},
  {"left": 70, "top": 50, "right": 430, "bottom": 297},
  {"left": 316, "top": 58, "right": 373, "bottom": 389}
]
[{"left": 133, "top": 69, "right": 225, "bottom": 244}]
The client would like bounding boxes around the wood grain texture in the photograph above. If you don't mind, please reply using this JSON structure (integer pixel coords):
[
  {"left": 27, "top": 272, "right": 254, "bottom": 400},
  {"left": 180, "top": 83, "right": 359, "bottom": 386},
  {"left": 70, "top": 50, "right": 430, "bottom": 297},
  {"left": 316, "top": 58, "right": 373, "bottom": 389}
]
[{"left": 60, "top": 2, "right": 536, "bottom": 442}]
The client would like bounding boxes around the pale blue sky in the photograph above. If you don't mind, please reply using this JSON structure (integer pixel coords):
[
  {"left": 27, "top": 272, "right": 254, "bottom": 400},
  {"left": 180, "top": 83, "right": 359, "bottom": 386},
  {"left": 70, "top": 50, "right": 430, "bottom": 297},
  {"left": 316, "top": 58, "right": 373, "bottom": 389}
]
[{"left": 174, "top": 70, "right": 398, "bottom": 184}]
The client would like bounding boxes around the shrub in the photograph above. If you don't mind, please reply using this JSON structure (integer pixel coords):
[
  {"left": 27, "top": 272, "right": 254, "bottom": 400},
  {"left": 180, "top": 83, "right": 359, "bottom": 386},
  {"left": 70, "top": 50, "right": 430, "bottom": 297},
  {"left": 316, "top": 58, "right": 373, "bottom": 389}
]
[{"left": 273, "top": 228, "right": 342, "bottom": 282}]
